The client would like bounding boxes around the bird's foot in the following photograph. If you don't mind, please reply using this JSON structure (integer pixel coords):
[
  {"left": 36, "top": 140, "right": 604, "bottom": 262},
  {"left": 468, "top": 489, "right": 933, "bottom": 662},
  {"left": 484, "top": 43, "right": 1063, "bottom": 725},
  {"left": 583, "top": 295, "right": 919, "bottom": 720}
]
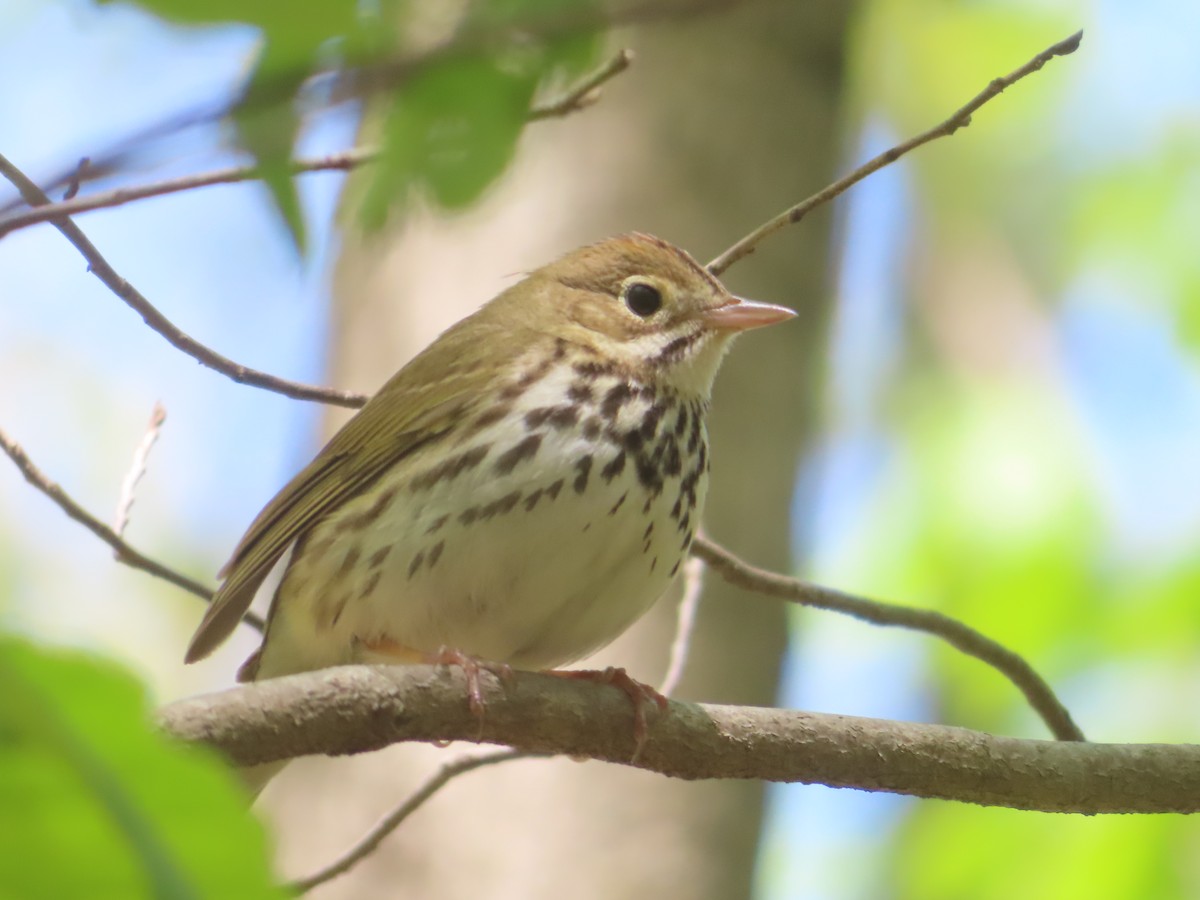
[
  {"left": 425, "top": 646, "right": 515, "bottom": 719},
  {"left": 356, "top": 637, "right": 513, "bottom": 738},
  {"left": 545, "top": 666, "right": 668, "bottom": 762}
]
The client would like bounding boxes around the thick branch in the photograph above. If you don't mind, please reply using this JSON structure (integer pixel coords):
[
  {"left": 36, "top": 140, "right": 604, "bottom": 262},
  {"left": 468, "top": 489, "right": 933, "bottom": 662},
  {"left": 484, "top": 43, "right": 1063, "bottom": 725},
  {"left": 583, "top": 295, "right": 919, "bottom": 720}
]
[{"left": 160, "top": 665, "right": 1200, "bottom": 815}]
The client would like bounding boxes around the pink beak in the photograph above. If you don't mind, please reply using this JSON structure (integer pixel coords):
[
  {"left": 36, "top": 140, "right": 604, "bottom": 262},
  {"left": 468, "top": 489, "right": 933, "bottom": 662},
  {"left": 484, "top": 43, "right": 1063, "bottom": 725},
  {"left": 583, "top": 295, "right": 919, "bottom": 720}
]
[{"left": 703, "top": 296, "right": 797, "bottom": 332}]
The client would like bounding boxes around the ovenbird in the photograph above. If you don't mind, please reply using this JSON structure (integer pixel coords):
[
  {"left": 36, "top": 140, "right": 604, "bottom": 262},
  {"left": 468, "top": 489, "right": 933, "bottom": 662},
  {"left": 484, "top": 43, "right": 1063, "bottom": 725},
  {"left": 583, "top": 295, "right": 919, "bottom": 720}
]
[{"left": 185, "top": 234, "right": 794, "bottom": 697}]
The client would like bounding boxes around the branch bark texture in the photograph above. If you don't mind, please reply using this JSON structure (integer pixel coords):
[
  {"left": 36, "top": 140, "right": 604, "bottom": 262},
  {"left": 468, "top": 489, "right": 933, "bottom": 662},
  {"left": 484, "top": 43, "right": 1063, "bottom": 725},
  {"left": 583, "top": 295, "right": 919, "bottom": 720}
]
[{"left": 160, "top": 665, "right": 1200, "bottom": 815}]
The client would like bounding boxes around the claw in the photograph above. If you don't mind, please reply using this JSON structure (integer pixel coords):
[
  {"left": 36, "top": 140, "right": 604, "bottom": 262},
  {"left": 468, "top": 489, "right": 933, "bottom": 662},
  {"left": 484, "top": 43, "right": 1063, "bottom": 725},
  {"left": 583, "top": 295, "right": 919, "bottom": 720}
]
[
  {"left": 356, "top": 636, "right": 513, "bottom": 740},
  {"left": 427, "top": 646, "right": 514, "bottom": 722},
  {"left": 546, "top": 667, "right": 667, "bottom": 762}
]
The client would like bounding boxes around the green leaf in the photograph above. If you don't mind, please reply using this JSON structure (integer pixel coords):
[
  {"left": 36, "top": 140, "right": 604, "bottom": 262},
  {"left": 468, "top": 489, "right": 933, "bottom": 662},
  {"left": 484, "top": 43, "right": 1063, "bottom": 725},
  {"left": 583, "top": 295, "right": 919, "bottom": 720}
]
[
  {"left": 481, "top": 0, "right": 604, "bottom": 82},
  {"left": 362, "top": 54, "right": 536, "bottom": 226},
  {"left": 102, "top": 0, "right": 606, "bottom": 243},
  {"left": 0, "top": 638, "right": 282, "bottom": 900},
  {"left": 105, "top": 0, "right": 367, "bottom": 253},
  {"left": 99, "top": 0, "right": 358, "bottom": 44},
  {"left": 541, "top": 28, "right": 604, "bottom": 83},
  {"left": 234, "top": 42, "right": 308, "bottom": 253},
  {"left": 361, "top": 25, "right": 601, "bottom": 227}
]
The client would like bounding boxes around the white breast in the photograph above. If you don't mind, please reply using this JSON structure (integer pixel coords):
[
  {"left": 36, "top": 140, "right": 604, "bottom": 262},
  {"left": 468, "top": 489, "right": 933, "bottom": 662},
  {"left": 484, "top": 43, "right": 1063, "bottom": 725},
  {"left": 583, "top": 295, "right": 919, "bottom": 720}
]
[{"left": 256, "top": 360, "right": 709, "bottom": 678}]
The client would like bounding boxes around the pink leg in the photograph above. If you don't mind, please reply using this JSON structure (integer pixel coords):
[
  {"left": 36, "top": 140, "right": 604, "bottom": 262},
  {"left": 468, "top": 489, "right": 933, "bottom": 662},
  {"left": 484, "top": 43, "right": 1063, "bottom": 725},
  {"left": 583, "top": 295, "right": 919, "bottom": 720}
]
[
  {"left": 425, "top": 646, "right": 515, "bottom": 717},
  {"left": 357, "top": 637, "right": 514, "bottom": 736},
  {"left": 546, "top": 667, "right": 669, "bottom": 761}
]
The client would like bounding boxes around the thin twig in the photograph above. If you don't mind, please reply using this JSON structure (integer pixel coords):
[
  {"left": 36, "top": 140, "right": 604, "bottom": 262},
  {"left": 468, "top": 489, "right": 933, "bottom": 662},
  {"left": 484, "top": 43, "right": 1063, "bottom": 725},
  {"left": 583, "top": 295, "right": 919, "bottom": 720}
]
[
  {"left": 0, "top": 152, "right": 368, "bottom": 409},
  {"left": 0, "top": 425, "right": 264, "bottom": 633},
  {"left": 12, "top": 0, "right": 710, "bottom": 209},
  {"left": 62, "top": 157, "right": 90, "bottom": 201},
  {"left": 0, "top": 50, "right": 633, "bottom": 237},
  {"left": 690, "top": 536, "right": 1084, "bottom": 742},
  {"left": 0, "top": 149, "right": 374, "bottom": 237},
  {"left": 706, "top": 30, "right": 1083, "bottom": 275},
  {"left": 113, "top": 402, "right": 166, "bottom": 539},
  {"left": 659, "top": 554, "right": 705, "bottom": 697},
  {"left": 528, "top": 48, "right": 634, "bottom": 120},
  {"left": 289, "top": 749, "right": 533, "bottom": 894}
]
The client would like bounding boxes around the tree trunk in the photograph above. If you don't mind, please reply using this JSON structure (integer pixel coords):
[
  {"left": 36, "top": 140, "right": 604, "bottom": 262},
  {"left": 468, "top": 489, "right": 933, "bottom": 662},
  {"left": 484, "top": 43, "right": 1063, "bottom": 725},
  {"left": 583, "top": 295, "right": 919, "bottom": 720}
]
[{"left": 262, "top": 5, "right": 848, "bottom": 897}]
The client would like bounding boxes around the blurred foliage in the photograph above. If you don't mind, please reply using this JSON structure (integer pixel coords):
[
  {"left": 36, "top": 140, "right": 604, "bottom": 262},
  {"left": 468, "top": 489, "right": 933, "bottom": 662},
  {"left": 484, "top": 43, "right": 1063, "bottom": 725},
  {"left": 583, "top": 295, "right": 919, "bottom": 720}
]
[
  {"left": 822, "top": 0, "right": 1200, "bottom": 897},
  {"left": 363, "top": 25, "right": 600, "bottom": 228},
  {"left": 891, "top": 808, "right": 1182, "bottom": 900},
  {"left": 0, "top": 638, "right": 281, "bottom": 899},
  {"left": 1068, "top": 141, "right": 1200, "bottom": 347},
  {"left": 100, "top": 0, "right": 602, "bottom": 248}
]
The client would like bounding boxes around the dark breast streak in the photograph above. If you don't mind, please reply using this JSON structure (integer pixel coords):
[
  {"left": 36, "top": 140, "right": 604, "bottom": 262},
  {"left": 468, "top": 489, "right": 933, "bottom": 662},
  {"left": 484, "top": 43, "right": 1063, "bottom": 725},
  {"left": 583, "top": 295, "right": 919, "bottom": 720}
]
[{"left": 340, "top": 356, "right": 706, "bottom": 585}]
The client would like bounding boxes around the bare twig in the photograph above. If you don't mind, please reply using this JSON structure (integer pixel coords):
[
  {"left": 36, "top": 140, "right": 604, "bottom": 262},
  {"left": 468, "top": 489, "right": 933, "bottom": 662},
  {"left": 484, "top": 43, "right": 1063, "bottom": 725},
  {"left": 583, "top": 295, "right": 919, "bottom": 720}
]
[
  {"left": 0, "top": 49, "right": 635, "bottom": 237},
  {"left": 113, "top": 402, "right": 166, "bottom": 539},
  {"left": 289, "top": 749, "right": 533, "bottom": 894},
  {"left": 13, "top": 0, "right": 715, "bottom": 209},
  {"left": 0, "top": 152, "right": 368, "bottom": 409},
  {"left": 690, "top": 536, "right": 1083, "bottom": 742},
  {"left": 706, "top": 30, "right": 1083, "bottom": 275},
  {"left": 160, "top": 664, "right": 1198, "bottom": 814},
  {"left": 343, "top": 1, "right": 712, "bottom": 118},
  {"left": 0, "top": 150, "right": 374, "bottom": 237},
  {"left": 528, "top": 48, "right": 634, "bottom": 120},
  {"left": 62, "top": 157, "right": 90, "bottom": 201},
  {"left": 659, "top": 554, "right": 705, "bottom": 697},
  {"left": 0, "top": 425, "right": 264, "bottom": 632}
]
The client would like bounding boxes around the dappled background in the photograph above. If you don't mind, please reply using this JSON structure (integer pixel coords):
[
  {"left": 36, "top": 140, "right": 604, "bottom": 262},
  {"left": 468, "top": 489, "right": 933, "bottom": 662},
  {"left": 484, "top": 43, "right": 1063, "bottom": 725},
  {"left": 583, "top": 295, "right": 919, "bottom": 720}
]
[{"left": 2, "top": 0, "right": 1199, "bottom": 897}]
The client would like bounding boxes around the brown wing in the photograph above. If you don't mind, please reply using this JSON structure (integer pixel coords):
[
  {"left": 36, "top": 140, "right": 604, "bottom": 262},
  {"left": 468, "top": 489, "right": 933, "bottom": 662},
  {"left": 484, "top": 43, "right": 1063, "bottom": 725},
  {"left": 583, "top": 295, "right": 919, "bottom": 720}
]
[{"left": 184, "top": 332, "right": 496, "bottom": 664}]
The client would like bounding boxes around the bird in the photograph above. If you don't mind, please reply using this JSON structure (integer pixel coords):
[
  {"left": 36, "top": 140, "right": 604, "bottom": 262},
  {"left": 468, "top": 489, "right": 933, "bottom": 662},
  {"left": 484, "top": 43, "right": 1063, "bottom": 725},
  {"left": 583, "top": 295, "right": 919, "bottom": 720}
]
[{"left": 185, "top": 233, "right": 794, "bottom": 767}]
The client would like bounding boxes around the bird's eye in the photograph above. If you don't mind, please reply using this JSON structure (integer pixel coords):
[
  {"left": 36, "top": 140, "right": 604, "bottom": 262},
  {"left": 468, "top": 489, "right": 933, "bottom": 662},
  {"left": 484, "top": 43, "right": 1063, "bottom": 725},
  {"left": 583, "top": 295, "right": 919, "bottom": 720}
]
[{"left": 623, "top": 281, "right": 663, "bottom": 318}]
